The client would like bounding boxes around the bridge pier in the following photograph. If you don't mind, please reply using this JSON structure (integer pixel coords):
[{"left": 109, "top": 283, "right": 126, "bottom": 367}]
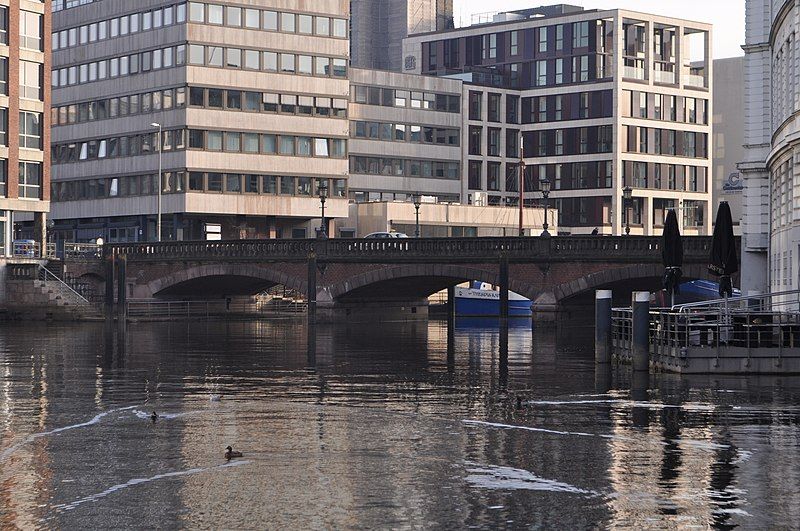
[
  {"left": 116, "top": 256, "right": 127, "bottom": 320},
  {"left": 104, "top": 255, "right": 115, "bottom": 319},
  {"left": 308, "top": 253, "right": 317, "bottom": 325}
]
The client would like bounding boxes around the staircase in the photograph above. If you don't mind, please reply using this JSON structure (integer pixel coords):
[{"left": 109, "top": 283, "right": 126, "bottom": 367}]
[{"left": 3, "top": 263, "right": 101, "bottom": 320}]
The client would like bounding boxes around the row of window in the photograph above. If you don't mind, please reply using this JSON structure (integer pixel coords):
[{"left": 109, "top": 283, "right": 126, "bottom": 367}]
[
  {"left": 468, "top": 160, "right": 614, "bottom": 192},
  {"left": 187, "top": 2, "right": 346, "bottom": 37},
  {"left": 349, "top": 156, "right": 459, "bottom": 180},
  {"left": 467, "top": 91, "right": 520, "bottom": 123},
  {"left": 622, "top": 161, "right": 709, "bottom": 193},
  {"left": 520, "top": 126, "right": 614, "bottom": 157},
  {"left": 0, "top": 8, "right": 43, "bottom": 51},
  {"left": 468, "top": 127, "right": 521, "bottom": 158},
  {"left": 622, "top": 127, "right": 709, "bottom": 159},
  {"left": 52, "top": 129, "right": 347, "bottom": 164},
  {"left": 351, "top": 85, "right": 461, "bottom": 113},
  {"left": 0, "top": 58, "right": 44, "bottom": 101},
  {"left": 53, "top": 3, "right": 347, "bottom": 52},
  {"left": 185, "top": 44, "right": 347, "bottom": 77},
  {"left": 622, "top": 90, "right": 708, "bottom": 124},
  {"left": 52, "top": 43, "right": 347, "bottom": 88},
  {"left": 54, "top": 3, "right": 186, "bottom": 50},
  {"left": 187, "top": 87, "right": 347, "bottom": 118},
  {"left": 52, "top": 0, "right": 93, "bottom": 12},
  {"left": 351, "top": 121, "right": 459, "bottom": 146},
  {"left": 0, "top": 160, "right": 42, "bottom": 200},
  {"left": 522, "top": 91, "right": 614, "bottom": 124},
  {"left": 51, "top": 86, "right": 348, "bottom": 127},
  {"left": 0, "top": 111, "right": 42, "bottom": 150},
  {"left": 51, "top": 173, "right": 347, "bottom": 202}
]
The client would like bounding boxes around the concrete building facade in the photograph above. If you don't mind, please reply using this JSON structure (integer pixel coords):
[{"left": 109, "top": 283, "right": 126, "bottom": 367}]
[
  {"left": 348, "top": 67, "right": 462, "bottom": 204},
  {"left": 403, "top": 6, "right": 714, "bottom": 236},
  {"left": 350, "top": 0, "right": 453, "bottom": 71},
  {"left": 1, "top": 0, "right": 49, "bottom": 256},
  {"left": 712, "top": 56, "right": 744, "bottom": 236},
  {"left": 740, "top": 0, "right": 797, "bottom": 298},
  {"left": 50, "top": 0, "right": 350, "bottom": 242}
]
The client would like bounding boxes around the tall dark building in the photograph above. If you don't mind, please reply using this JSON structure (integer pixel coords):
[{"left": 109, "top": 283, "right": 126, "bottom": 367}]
[{"left": 351, "top": 0, "right": 454, "bottom": 71}]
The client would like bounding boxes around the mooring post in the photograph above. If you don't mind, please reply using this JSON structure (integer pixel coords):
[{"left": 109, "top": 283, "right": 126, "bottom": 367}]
[
  {"left": 104, "top": 254, "right": 115, "bottom": 319},
  {"left": 632, "top": 291, "right": 650, "bottom": 372},
  {"left": 595, "top": 290, "right": 613, "bottom": 364},
  {"left": 307, "top": 252, "right": 317, "bottom": 325},
  {"left": 116, "top": 255, "right": 127, "bottom": 320},
  {"left": 499, "top": 253, "right": 509, "bottom": 323},
  {"left": 447, "top": 285, "right": 456, "bottom": 325}
]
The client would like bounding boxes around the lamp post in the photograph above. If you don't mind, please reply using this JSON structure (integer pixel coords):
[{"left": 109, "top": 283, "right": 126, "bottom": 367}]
[
  {"left": 623, "top": 186, "right": 633, "bottom": 235},
  {"left": 412, "top": 193, "right": 422, "bottom": 238},
  {"left": 150, "top": 122, "right": 163, "bottom": 242},
  {"left": 318, "top": 179, "right": 328, "bottom": 239},
  {"left": 540, "top": 178, "right": 551, "bottom": 237}
]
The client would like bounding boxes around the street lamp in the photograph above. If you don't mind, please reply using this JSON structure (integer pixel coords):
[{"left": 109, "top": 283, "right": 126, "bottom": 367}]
[
  {"left": 412, "top": 192, "right": 422, "bottom": 238},
  {"left": 318, "top": 179, "right": 328, "bottom": 239},
  {"left": 150, "top": 122, "right": 163, "bottom": 242},
  {"left": 623, "top": 186, "right": 633, "bottom": 235},
  {"left": 540, "top": 178, "right": 551, "bottom": 237}
]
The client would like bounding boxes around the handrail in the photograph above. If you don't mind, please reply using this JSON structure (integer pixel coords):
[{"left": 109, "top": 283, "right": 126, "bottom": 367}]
[
  {"left": 39, "top": 265, "right": 90, "bottom": 304},
  {"left": 674, "top": 288, "right": 800, "bottom": 313},
  {"left": 102, "top": 235, "right": 726, "bottom": 263}
]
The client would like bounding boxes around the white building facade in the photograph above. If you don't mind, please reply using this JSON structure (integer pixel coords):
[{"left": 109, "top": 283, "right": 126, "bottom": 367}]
[{"left": 741, "top": 0, "right": 800, "bottom": 297}]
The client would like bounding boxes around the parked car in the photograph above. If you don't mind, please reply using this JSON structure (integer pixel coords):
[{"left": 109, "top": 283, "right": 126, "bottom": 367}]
[{"left": 364, "top": 232, "right": 409, "bottom": 239}]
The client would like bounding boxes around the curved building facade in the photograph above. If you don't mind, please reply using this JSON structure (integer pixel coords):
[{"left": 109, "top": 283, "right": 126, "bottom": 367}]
[{"left": 742, "top": 0, "right": 800, "bottom": 298}]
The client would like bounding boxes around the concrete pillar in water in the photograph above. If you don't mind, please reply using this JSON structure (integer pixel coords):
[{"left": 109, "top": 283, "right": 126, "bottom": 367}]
[
  {"left": 116, "top": 256, "right": 127, "bottom": 320},
  {"left": 307, "top": 253, "right": 317, "bottom": 325},
  {"left": 632, "top": 291, "right": 650, "bottom": 372},
  {"left": 104, "top": 255, "right": 115, "bottom": 319},
  {"left": 595, "top": 290, "right": 613, "bottom": 364}
]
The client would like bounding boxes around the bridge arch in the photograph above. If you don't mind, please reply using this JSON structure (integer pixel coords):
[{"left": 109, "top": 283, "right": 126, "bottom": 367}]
[
  {"left": 553, "top": 263, "right": 709, "bottom": 304},
  {"left": 327, "top": 264, "right": 537, "bottom": 302},
  {"left": 146, "top": 263, "right": 306, "bottom": 299}
]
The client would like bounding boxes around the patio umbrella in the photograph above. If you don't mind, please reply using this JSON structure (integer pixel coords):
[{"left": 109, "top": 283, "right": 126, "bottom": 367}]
[
  {"left": 708, "top": 201, "right": 739, "bottom": 297},
  {"left": 661, "top": 209, "right": 683, "bottom": 307}
]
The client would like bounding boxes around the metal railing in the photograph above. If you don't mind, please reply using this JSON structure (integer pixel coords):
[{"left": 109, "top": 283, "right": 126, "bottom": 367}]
[
  {"left": 38, "top": 265, "right": 91, "bottom": 305},
  {"left": 673, "top": 288, "right": 800, "bottom": 313},
  {"left": 103, "top": 236, "right": 723, "bottom": 264},
  {"left": 63, "top": 242, "right": 102, "bottom": 260},
  {"left": 125, "top": 298, "right": 307, "bottom": 318},
  {"left": 612, "top": 307, "right": 800, "bottom": 354}
]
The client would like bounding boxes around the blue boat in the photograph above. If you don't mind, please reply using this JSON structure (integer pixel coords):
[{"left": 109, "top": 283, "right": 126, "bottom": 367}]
[
  {"left": 454, "top": 282, "right": 532, "bottom": 317},
  {"left": 654, "top": 279, "right": 742, "bottom": 306}
]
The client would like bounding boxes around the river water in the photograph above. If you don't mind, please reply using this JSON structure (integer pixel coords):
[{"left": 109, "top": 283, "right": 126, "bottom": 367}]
[{"left": 1, "top": 318, "right": 799, "bottom": 529}]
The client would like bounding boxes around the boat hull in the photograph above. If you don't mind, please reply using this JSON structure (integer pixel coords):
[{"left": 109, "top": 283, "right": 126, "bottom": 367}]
[{"left": 454, "top": 287, "right": 532, "bottom": 317}]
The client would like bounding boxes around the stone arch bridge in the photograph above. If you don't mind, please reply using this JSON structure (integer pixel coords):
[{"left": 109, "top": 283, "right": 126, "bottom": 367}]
[{"left": 66, "top": 236, "right": 724, "bottom": 320}]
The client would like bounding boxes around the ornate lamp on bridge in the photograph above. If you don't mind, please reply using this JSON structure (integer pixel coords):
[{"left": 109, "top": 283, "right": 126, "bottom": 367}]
[
  {"left": 412, "top": 192, "right": 422, "bottom": 238},
  {"left": 318, "top": 180, "right": 328, "bottom": 239},
  {"left": 623, "top": 186, "right": 633, "bottom": 235},
  {"left": 540, "top": 177, "right": 551, "bottom": 237}
]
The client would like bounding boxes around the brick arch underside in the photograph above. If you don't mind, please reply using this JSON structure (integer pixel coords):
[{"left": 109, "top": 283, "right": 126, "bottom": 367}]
[
  {"left": 147, "top": 263, "right": 307, "bottom": 299},
  {"left": 327, "top": 264, "right": 536, "bottom": 302},
  {"left": 553, "top": 263, "right": 710, "bottom": 303}
]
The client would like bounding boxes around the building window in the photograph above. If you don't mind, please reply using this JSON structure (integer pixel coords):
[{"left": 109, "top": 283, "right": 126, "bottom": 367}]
[
  {"left": 0, "top": 7, "right": 7, "bottom": 45},
  {"left": 469, "top": 91, "right": 482, "bottom": 120},
  {"left": 572, "top": 55, "right": 589, "bottom": 82},
  {"left": 536, "top": 60, "right": 547, "bottom": 86},
  {"left": 510, "top": 30, "right": 519, "bottom": 55},
  {"left": 488, "top": 128, "right": 500, "bottom": 156},
  {"left": 555, "top": 58, "right": 563, "bottom": 84},
  {"left": 507, "top": 95, "right": 519, "bottom": 124},
  {"left": 488, "top": 93, "right": 501, "bottom": 122},
  {"left": 19, "top": 112, "right": 41, "bottom": 149},
  {"left": 20, "top": 61, "right": 41, "bottom": 100},
  {"left": 573, "top": 21, "right": 589, "bottom": 48},
  {"left": 538, "top": 27, "right": 548, "bottom": 53},
  {"left": 487, "top": 162, "right": 500, "bottom": 190},
  {"left": 538, "top": 97, "right": 547, "bottom": 122},
  {"left": 0, "top": 159, "right": 6, "bottom": 197},
  {"left": 469, "top": 161, "right": 482, "bottom": 190},
  {"left": 469, "top": 126, "right": 482, "bottom": 155},
  {"left": 555, "top": 130, "right": 564, "bottom": 155},
  {"left": 19, "top": 161, "right": 41, "bottom": 199},
  {"left": 20, "top": 11, "right": 42, "bottom": 51},
  {"left": 555, "top": 24, "right": 564, "bottom": 50}
]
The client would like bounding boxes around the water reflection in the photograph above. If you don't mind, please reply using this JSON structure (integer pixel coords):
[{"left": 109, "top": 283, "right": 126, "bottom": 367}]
[{"left": 0, "top": 319, "right": 798, "bottom": 528}]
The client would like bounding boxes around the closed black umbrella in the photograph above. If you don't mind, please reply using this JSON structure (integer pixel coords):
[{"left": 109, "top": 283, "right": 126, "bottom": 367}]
[
  {"left": 661, "top": 209, "right": 683, "bottom": 305},
  {"left": 708, "top": 202, "right": 739, "bottom": 297}
]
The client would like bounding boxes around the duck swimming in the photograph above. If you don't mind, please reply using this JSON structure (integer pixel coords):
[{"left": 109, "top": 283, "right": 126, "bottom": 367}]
[
  {"left": 150, "top": 411, "right": 159, "bottom": 422},
  {"left": 225, "top": 446, "right": 243, "bottom": 460}
]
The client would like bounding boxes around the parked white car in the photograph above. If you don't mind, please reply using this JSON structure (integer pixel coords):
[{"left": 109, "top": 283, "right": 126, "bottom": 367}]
[{"left": 364, "top": 232, "right": 409, "bottom": 239}]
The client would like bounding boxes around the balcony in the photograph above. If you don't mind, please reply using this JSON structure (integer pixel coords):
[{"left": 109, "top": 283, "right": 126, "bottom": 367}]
[
  {"left": 684, "top": 74, "right": 706, "bottom": 88},
  {"left": 653, "top": 67, "right": 676, "bottom": 85},
  {"left": 623, "top": 66, "right": 646, "bottom": 80}
]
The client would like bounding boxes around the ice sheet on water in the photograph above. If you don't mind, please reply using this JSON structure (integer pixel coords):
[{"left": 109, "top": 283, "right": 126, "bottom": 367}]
[{"left": 464, "top": 462, "right": 598, "bottom": 496}]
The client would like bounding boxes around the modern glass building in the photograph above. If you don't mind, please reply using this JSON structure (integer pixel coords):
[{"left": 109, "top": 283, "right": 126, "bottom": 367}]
[{"left": 403, "top": 5, "right": 713, "bottom": 235}]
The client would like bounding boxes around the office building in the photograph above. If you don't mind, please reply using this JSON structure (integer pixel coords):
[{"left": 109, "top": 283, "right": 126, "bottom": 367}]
[
  {"left": 712, "top": 56, "right": 743, "bottom": 235},
  {"left": 350, "top": 0, "right": 453, "bottom": 71},
  {"left": 1, "top": 1, "right": 49, "bottom": 256},
  {"left": 740, "top": 0, "right": 796, "bottom": 298},
  {"left": 348, "top": 67, "right": 462, "bottom": 203},
  {"left": 50, "top": 0, "right": 350, "bottom": 242},
  {"left": 403, "top": 5, "right": 713, "bottom": 235}
]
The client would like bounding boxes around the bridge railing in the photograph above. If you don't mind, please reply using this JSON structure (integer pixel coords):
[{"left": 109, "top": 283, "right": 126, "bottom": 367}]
[{"left": 103, "top": 235, "right": 721, "bottom": 263}]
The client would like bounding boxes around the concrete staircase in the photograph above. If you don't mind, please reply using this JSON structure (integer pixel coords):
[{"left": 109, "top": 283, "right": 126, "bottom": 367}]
[{"left": 2, "top": 263, "right": 102, "bottom": 320}]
